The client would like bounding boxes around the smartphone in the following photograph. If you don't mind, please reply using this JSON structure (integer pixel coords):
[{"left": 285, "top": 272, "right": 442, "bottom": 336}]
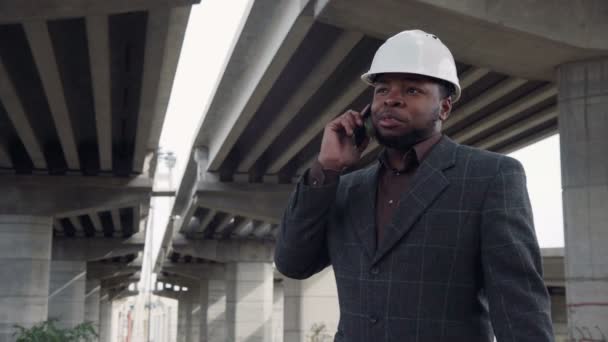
[{"left": 353, "top": 104, "right": 372, "bottom": 148}]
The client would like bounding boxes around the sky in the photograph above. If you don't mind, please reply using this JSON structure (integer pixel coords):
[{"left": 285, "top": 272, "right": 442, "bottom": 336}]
[{"left": 150, "top": 0, "right": 565, "bottom": 264}]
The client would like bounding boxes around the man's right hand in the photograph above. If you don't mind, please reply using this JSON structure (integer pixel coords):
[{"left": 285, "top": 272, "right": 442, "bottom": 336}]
[{"left": 317, "top": 108, "right": 370, "bottom": 171}]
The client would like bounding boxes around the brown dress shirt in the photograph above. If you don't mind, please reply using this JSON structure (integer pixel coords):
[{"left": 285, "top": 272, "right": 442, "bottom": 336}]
[{"left": 308, "top": 134, "right": 442, "bottom": 249}]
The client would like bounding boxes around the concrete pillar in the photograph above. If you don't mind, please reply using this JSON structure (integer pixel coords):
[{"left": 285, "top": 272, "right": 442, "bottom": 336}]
[
  {"left": 226, "top": 262, "right": 273, "bottom": 342},
  {"left": 197, "top": 280, "right": 209, "bottom": 342},
  {"left": 191, "top": 297, "right": 201, "bottom": 342},
  {"left": 283, "top": 267, "right": 339, "bottom": 342},
  {"left": 48, "top": 260, "right": 87, "bottom": 329},
  {"left": 558, "top": 57, "right": 608, "bottom": 340},
  {"left": 273, "top": 280, "right": 284, "bottom": 342},
  {"left": 208, "top": 279, "right": 227, "bottom": 342},
  {"left": 178, "top": 290, "right": 194, "bottom": 342},
  {"left": 85, "top": 279, "right": 101, "bottom": 338},
  {"left": 99, "top": 296, "right": 112, "bottom": 342},
  {"left": 0, "top": 215, "right": 52, "bottom": 342}
]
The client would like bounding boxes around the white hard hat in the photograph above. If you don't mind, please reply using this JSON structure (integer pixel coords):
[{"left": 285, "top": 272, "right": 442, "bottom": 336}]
[{"left": 361, "top": 30, "right": 461, "bottom": 102}]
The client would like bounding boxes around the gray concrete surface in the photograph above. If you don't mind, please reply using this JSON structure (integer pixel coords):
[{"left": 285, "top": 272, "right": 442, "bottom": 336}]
[
  {"left": 98, "top": 296, "right": 112, "bottom": 342},
  {"left": 559, "top": 57, "right": 608, "bottom": 342},
  {"left": 0, "top": 215, "right": 52, "bottom": 342},
  {"left": 48, "top": 260, "right": 87, "bottom": 329},
  {"left": 85, "top": 279, "right": 101, "bottom": 337},
  {"left": 208, "top": 279, "right": 227, "bottom": 342},
  {"left": 226, "top": 262, "right": 274, "bottom": 342}
]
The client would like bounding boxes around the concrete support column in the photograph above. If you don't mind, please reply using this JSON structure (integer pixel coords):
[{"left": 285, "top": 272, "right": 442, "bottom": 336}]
[
  {"left": 226, "top": 262, "right": 273, "bottom": 342},
  {"left": 48, "top": 260, "right": 87, "bottom": 328},
  {"left": 273, "top": 280, "right": 284, "bottom": 342},
  {"left": 197, "top": 280, "right": 209, "bottom": 342},
  {"left": 85, "top": 279, "right": 101, "bottom": 338},
  {"left": 98, "top": 296, "right": 112, "bottom": 342},
  {"left": 558, "top": 57, "right": 608, "bottom": 340},
  {"left": 178, "top": 290, "right": 194, "bottom": 342},
  {"left": 0, "top": 215, "right": 52, "bottom": 342},
  {"left": 207, "top": 279, "right": 227, "bottom": 342},
  {"left": 283, "top": 267, "right": 339, "bottom": 342}
]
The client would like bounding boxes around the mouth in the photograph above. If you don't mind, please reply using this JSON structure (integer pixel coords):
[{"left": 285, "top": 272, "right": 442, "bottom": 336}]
[
  {"left": 375, "top": 111, "right": 405, "bottom": 129},
  {"left": 378, "top": 117, "right": 401, "bottom": 128}
]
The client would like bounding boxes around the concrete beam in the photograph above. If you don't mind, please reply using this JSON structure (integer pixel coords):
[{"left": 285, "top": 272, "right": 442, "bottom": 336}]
[
  {"left": 232, "top": 219, "right": 256, "bottom": 238},
  {"left": 161, "top": 263, "right": 225, "bottom": 281},
  {"left": 266, "top": 76, "right": 368, "bottom": 174},
  {"left": 459, "top": 66, "right": 490, "bottom": 89},
  {"left": 173, "top": 238, "right": 274, "bottom": 263},
  {"left": 132, "top": 6, "right": 191, "bottom": 172},
  {"left": 252, "top": 222, "right": 274, "bottom": 239},
  {"left": 236, "top": 30, "right": 364, "bottom": 173},
  {"left": 453, "top": 84, "right": 557, "bottom": 143},
  {"left": 475, "top": 106, "right": 557, "bottom": 151},
  {"left": 541, "top": 248, "right": 564, "bottom": 287},
  {"left": 86, "top": 15, "right": 112, "bottom": 171},
  {"left": 24, "top": 21, "right": 80, "bottom": 170},
  {"left": 194, "top": 181, "right": 292, "bottom": 224},
  {"left": 0, "top": 0, "right": 199, "bottom": 23},
  {"left": 444, "top": 78, "right": 527, "bottom": 132},
  {"left": 52, "top": 237, "right": 143, "bottom": 261},
  {"left": 0, "top": 58, "right": 46, "bottom": 169},
  {"left": 213, "top": 214, "right": 235, "bottom": 238},
  {"left": 316, "top": 0, "right": 607, "bottom": 80},
  {"left": 87, "top": 263, "right": 140, "bottom": 280},
  {"left": 415, "top": 0, "right": 608, "bottom": 50},
  {"left": 0, "top": 174, "right": 151, "bottom": 215},
  {"left": 197, "top": 0, "right": 314, "bottom": 171}
]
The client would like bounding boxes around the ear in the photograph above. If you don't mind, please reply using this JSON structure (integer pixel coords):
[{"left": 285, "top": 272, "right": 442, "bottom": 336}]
[{"left": 438, "top": 96, "right": 452, "bottom": 122}]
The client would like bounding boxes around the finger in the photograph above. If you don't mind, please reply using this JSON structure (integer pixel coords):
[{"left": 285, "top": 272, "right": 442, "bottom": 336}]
[{"left": 339, "top": 113, "right": 357, "bottom": 136}]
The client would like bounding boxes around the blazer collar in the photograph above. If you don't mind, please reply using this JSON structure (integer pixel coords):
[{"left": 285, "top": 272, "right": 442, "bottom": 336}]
[
  {"left": 347, "top": 136, "right": 459, "bottom": 263},
  {"left": 374, "top": 136, "right": 458, "bottom": 263}
]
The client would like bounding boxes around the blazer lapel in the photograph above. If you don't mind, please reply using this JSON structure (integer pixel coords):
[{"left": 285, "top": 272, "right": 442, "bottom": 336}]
[
  {"left": 347, "top": 163, "right": 380, "bottom": 260},
  {"left": 372, "top": 137, "right": 459, "bottom": 265}
]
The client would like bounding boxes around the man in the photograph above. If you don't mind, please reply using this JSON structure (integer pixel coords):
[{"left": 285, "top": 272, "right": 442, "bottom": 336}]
[{"left": 274, "top": 30, "right": 554, "bottom": 341}]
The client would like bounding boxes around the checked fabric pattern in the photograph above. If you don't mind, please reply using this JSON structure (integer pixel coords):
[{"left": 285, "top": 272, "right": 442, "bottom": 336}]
[{"left": 275, "top": 137, "right": 554, "bottom": 342}]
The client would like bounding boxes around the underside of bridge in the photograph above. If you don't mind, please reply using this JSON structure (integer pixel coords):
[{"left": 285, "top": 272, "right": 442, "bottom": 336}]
[
  {"left": 158, "top": 1, "right": 607, "bottom": 341},
  {"left": 0, "top": 1, "right": 198, "bottom": 341}
]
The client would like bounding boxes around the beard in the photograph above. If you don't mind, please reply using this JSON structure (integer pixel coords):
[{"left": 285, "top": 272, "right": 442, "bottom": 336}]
[{"left": 373, "top": 106, "right": 440, "bottom": 151}]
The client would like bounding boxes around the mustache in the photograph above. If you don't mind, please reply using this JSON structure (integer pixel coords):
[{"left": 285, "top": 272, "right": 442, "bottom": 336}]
[{"left": 374, "top": 110, "right": 407, "bottom": 122}]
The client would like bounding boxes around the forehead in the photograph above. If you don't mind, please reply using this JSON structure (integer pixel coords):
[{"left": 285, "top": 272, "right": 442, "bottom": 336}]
[{"left": 374, "top": 73, "right": 434, "bottom": 85}]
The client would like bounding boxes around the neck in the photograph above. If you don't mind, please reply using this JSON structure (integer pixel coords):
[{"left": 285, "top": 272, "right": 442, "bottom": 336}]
[{"left": 385, "top": 147, "right": 410, "bottom": 170}]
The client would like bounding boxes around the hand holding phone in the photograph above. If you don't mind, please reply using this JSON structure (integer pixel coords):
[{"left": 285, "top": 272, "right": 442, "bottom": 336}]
[{"left": 318, "top": 105, "right": 372, "bottom": 171}]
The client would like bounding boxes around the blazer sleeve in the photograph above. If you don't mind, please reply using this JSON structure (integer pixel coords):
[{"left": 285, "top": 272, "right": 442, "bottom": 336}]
[
  {"left": 273, "top": 173, "right": 337, "bottom": 279},
  {"left": 480, "top": 156, "right": 555, "bottom": 342}
]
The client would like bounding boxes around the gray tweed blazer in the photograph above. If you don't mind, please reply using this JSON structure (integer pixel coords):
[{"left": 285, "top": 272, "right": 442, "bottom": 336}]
[{"left": 275, "top": 136, "right": 554, "bottom": 342}]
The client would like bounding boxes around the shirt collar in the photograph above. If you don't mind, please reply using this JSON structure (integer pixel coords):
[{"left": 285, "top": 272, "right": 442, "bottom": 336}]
[{"left": 378, "top": 133, "right": 443, "bottom": 174}]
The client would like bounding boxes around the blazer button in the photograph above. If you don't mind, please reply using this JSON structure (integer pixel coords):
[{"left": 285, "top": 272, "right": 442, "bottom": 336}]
[
  {"left": 369, "top": 315, "right": 378, "bottom": 324},
  {"left": 370, "top": 267, "right": 379, "bottom": 275}
]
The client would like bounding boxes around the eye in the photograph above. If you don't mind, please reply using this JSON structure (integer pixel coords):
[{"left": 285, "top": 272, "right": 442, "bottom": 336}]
[
  {"left": 406, "top": 87, "right": 421, "bottom": 95},
  {"left": 374, "top": 87, "right": 388, "bottom": 95}
]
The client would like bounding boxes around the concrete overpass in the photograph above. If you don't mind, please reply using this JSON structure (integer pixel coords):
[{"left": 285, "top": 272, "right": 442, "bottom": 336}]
[
  {"left": 0, "top": 0, "right": 198, "bottom": 340},
  {"left": 156, "top": 1, "right": 607, "bottom": 341},
  {"left": 0, "top": 0, "right": 605, "bottom": 341}
]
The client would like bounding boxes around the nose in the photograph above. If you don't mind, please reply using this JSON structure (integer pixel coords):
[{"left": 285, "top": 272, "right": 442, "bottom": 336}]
[{"left": 384, "top": 96, "right": 404, "bottom": 107}]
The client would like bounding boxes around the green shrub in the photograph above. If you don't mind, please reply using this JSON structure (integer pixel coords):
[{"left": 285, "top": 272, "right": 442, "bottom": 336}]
[{"left": 13, "top": 320, "right": 98, "bottom": 342}]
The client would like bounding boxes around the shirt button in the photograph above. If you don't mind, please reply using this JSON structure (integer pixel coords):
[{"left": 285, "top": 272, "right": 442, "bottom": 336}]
[
  {"left": 370, "top": 267, "right": 379, "bottom": 275},
  {"left": 369, "top": 315, "right": 378, "bottom": 324}
]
